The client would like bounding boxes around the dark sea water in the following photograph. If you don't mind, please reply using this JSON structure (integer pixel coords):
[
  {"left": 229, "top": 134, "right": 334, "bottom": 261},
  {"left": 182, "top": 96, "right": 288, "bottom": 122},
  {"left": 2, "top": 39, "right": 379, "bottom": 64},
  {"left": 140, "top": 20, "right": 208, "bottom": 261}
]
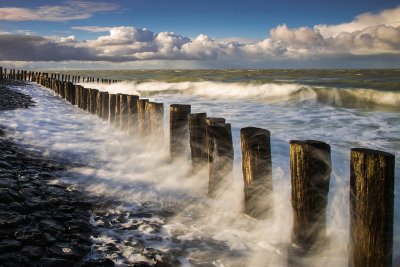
[{"left": 2, "top": 69, "right": 399, "bottom": 266}]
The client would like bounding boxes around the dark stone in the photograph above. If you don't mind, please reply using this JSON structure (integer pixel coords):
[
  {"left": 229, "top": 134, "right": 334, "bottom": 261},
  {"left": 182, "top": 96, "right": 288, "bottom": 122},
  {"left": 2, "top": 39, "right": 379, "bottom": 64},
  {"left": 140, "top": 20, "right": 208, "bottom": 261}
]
[
  {"left": 0, "top": 211, "right": 27, "bottom": 227},
  {"left": 0, "top": 239, "right": 22, "bottom": 253},
  {"left": 0, "top": 188, "right": 21, "bottom": 203},
  {"left": 15, "top": 227, "right": 48, "bottom": 246},
  {"left": 0, "top": 252, "right": 31, "bottom": 267},
  {"left": 21, "top": 245, "right": 43, "bottom": 259},
  {"left": 131, "top": 262, "right": 152, "bottom": 267},
  {"left": 39, "top": 219, "right": 66, "bottom": 234},
  {"left": 48, "top": 242, "right": 90, "bottom": 260},
  {"left": 0, "top": 178, "right": 19, "bottom": 189},
  {"left": 39, "top": 257, "right": 75, "bottom": 267},
  {"left": 82, "top": 258, "right": 115, "bottom": 267}
]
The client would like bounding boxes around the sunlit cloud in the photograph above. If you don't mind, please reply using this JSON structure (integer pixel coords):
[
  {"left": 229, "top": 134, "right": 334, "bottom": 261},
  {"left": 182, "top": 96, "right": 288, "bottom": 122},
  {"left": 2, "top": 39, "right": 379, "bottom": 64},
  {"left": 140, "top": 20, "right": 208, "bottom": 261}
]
[{"left": 0, "top": 1, "right": 119, "bottom": 22}]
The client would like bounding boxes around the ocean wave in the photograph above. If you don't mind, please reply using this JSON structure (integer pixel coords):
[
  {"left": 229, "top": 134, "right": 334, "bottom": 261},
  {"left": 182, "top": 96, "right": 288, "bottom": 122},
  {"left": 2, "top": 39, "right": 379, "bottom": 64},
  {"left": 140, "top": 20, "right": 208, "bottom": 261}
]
[{"left": 79, "top": 81, "right": 400, "bottom": 111}]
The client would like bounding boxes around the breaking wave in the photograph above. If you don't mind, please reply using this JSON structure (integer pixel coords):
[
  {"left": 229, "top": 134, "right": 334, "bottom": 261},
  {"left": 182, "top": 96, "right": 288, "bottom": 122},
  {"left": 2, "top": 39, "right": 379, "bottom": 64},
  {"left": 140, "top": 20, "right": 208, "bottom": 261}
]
[{"left": 80, "top": 81, "right": 400, "bottom": 111}]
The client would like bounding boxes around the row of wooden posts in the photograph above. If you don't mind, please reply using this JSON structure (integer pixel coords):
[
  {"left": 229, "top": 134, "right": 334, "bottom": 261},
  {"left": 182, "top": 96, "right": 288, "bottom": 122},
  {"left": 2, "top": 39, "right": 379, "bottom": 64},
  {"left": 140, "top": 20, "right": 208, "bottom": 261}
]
[
  {"left": 0, "top": 67, "right": 121, "bottom": 84},
  {"left": 1, "top": 67, "right": 396, "bottom": 267}
]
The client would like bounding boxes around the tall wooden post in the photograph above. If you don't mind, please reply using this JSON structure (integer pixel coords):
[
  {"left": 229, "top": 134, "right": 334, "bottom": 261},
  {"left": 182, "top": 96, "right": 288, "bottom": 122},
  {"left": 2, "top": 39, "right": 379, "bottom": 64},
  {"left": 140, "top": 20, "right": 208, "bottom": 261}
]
[
  {"left": 0, "top": 67, "right": 3, "bottom": 79},
  {"left": 240, "top": 127, "right": 273, "bottom": 219},
  {"left": 170, "top": 104, "right": 191, "bottom": 161},
  {"left": 100, "top": 92, "right": 108, "bottom": 120},
  {"left": 127, "top": 95, "right": 139, "bottom": 135},
  {"left": 109, "top": 94, "right": 117, "bottom": 124},
  {"left": 96, "top": 91, "right": 102, "bottom": 117},
  {"left": 207, "top": 118, "right": 234, "bottom": 199},
  {"left": 349, "top": 148, "right": 395, "bottom": 267},
  {"left": 189, "top": 113, "right": 208, "bottom": 170},
  {"left": 115, "top": 94, "right": 121, "bottom": 127},
  {"left": 137, "top": 99, "right": 149, "bottom": 139},
  {"left": 290, "top": 140, "right": 331, "bottom": 251},
  {"left": 90, "top": 89, "right": 98, "bottom": 114},
  {"left": 120, "top": 94, "right": 129, "bottom": 130},
  {"left": 81, "top": 87, "right": 88, "bottom": 111},
  {"left": 145, "top": 102, "right": 164, "bottom": 139}
]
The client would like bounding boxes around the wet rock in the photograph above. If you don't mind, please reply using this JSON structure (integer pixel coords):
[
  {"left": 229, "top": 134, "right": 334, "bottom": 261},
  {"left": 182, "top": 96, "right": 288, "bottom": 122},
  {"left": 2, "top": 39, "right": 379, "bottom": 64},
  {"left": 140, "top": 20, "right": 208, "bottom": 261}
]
[
  {"left": 0, "top": 178, "right": 18, "bottom": 189},
  {"left": 0, "top": 252, "right": 31, "bottom": 267},
  {"left": 0, "top": 188, "right": 21, "bottom": 203},
  {"left": 131, "top": 262, "right": 152, "bottom": 267},
  {"left": 0, "top": 211, "right": 27, "bottom": 227},
  {"left": 21, "top": 245, "right": 43, "bottom": 259},
  {"left": 15, "top": 227, "right": 47, "bottom": 246},
  {"left": 0, "top": 239, "right": 22, "bottom": 253},
  {"left": 82, "top": 258, "right": 115, "bottom": 267},
  {"left": 39, "top": 257, "right": 75, "bottom": 267},
  {"left": 39, "top": 219, "right": 66, "bottom": 234},
  {"left": 48, "top": 242, "right": 90, "bottom": 260}
]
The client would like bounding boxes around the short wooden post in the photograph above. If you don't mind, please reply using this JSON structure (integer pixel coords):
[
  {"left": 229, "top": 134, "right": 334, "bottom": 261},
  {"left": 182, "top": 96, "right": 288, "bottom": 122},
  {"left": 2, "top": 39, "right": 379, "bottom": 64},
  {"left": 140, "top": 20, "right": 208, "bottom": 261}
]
[
  {"left": 68, "top": 82, "right": 75, "bottom": 104},
  {"left": 96, "top": 91, "right": 102, "bottom": 117},
  {"left": 127, "top": 95, "right": 139, "bottom": 135},
  {"left": 240, "top": 127, "right": 273, "bottom": 219},
  {"left": 170, "top": 104, "right": 191, "bottom": 161},
  {"left": 206, "top": 118, "right": 234, "bottom": 198},
  {"left": 145, "top": 102, "right": 164, "bottom": 139},
  {"left": 137, "top": 99, "right": 149, "bottom": 139},
  {"left": 81, "top": 87, "right": 88, "bottom": 110},
  {"left": 114, "top": 94, "right": 121, "bottom": 127},
  {"left": 86, "top": 88, "right": 92, "bottom": 110},
  {"left": 74, "top": 85, "right": 80, "bottom": 106},
  {"left": 0, "top": 67, "right": 3, "bottom": 79},
  {"left": 119, "top": 94, "right": 128, "bottom": 130},
  {"left": 109, "top": 94, "right": 117, "bottom": 124},
  {"left": 289, "top": 140, "right": 331, "bottom": 251},
  {"left": 189, "top": 113, "right": 208, "bottom": 170},
  {"left": 101, "top": 92, "right": 109, "bottom": 120},
  {"left": 90, "top": 89, "right": 98, "bottom": 114},
  {"left": 349, "top": 148, "right": 395, "bottom": 267}
]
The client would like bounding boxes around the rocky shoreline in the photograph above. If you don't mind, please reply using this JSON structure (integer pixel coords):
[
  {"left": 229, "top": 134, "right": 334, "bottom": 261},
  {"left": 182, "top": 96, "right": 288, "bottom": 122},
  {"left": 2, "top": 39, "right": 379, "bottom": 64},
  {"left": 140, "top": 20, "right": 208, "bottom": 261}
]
[
  {"left": 0, "top": 80, "right": 106, "bottom": 267},
  {"left": 0, "top": 80, "right": 179, "bottom": 267}
]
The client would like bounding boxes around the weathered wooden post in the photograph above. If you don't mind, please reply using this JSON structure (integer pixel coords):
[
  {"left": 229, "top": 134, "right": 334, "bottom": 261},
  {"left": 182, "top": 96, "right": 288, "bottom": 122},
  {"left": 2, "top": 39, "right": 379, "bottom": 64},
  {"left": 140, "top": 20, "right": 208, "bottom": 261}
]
[
  {"left": 90, "top": 89, "right": 98, "bottom": 114},
  {"left": 189, "top": 113, "right": 208, "bottom": 170},
  {"left": 101, "top": 92, "right": 109, "bottom": 120},
  {"left": 115, "top": 94, "right": 121, "bottom": 127},
  {"left": 74, "top": 85, "right": 80, "bottom": 106},
  {"left": 0, "top": 67, "right": 2, "bottom": 79},
  {"left": 145, "top": 102, "right": 164, "bottom": 139},
  {"left": 206, "top": 118, "right": 234, "bottom": 198},
  {"left": 137, "top": 99, "right": 149, "bottom": 139},
  {"left": 289, "top": 140, "right": 331, "bottom": 251},
  {"left": 170, "top": 104, "right": 191, "bottom": 161},
  {"left": 96, "top": 91, "right": 102, "bottom": 117},
  {"left": 119, "top": 94, "right": 129, "bottom": 130},
  {"left": 109, "top": 94, "right": 117, "bottom": 124},
  {"left": 81, "top": 87, "right": 88, "bottom": 110},
  {"left": 349, "top": 148, "right": 395, "bottom": 267},
  {"left": 127, "top": 95, "right": 139, "bottom": 135},
  {"left": 68, "top": 82, "right": 75, "bottom": 104},
  {"left": 240, "top": 127, "right": 273, "bottom": 219}
]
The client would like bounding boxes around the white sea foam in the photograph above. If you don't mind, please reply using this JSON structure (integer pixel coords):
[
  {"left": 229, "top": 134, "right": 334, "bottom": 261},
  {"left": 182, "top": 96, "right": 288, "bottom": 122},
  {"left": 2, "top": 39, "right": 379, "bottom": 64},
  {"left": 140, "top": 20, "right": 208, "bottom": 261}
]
[
  {"left": 79, "top": 80, "right": 400, "bottom": 110},
  {"left": 0, "top": 82, "right": 399, "bottom": 266}
]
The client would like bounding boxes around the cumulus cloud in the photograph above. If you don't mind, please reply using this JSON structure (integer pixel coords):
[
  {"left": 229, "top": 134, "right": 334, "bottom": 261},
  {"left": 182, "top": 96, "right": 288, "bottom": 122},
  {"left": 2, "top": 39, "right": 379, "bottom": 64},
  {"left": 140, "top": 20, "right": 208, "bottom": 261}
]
[
  {"left": 0, "top": 1, "right": 119, "bottom": 21},
  {"left": 0, "top": 7, "right": 399, "bottom": 64}
]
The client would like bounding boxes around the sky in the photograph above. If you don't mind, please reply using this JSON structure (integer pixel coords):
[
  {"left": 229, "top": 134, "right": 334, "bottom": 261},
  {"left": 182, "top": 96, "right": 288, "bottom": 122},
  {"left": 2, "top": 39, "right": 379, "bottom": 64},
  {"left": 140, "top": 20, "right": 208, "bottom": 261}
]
[{"left": 0, "top": 0, "right": 399, "bottom": 69}]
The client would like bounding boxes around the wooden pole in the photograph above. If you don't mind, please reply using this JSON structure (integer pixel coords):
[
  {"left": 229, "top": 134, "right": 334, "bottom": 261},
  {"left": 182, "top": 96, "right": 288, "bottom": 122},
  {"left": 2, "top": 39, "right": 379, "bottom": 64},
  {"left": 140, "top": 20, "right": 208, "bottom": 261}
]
[
  {"left": 119, "top": 94, "right": 128, "bottom": 130},
  {"left": 189, "top": 113, "right": 208, "bottom": 170},
  {"left": 96, "top": 91, "right": 102, "bottom": 117},
  {"left": 137, "top": 99, "right": 149, "bottom": 139},
  {"left": 127, "top": 95, "right": 139, "bottom": 135},
  {"left": 206, "top": 118, "right": 234, "bottom": 198},
  {"left": 145, "top": 102, "right": 164, "bottom": 139},
  {"left": 81, "top": 87, "right": 88, "bottom": 111},
  {"left": 289, "top": 140, "right": 331, "bottom": 251},
  {"left": 0, "top": 67, "right": 3, "bottom": 79},
  {"left": 109, "top": 94, "right": 117, "bottom": 124},
  {"left": 349, "top": 148, "right": 395, "bottom": 267},
  {"left": 240, "top": 127, "right": 273, "bottom": 219},
  {"left": 101, "top": 92, "right": 109, "bottom": 120},
  {"left": 115, "top": 94, "right": 121, "bottom": 127},
  {"left": 170, "top": 104, "right": 191, "bottom": 161},
  {"left": 90, "top": 89, "right": 98, "bottom": 114}
]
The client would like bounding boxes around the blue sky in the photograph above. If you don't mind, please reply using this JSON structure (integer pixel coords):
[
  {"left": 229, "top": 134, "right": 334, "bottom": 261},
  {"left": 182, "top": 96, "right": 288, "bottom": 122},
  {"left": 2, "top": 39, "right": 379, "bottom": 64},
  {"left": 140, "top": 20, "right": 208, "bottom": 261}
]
[{"left": 0, "top": 0, "right": 399, "bottom": 68}]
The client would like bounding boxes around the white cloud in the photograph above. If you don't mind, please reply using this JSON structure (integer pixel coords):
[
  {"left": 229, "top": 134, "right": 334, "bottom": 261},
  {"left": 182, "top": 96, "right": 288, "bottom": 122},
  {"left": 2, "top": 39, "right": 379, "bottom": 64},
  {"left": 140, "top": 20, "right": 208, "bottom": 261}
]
[
  {"left": 0, "top": 7, "right": 399, "bottom": 66},
  {"left": 72, "top": 26, "right": 113, "bottom": 32},
  {"left": 0, "top": 1, "right": 119, "bottom": 22},
  {"left": 315, "top": 7, "right": 400, "bottom": 38}
]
